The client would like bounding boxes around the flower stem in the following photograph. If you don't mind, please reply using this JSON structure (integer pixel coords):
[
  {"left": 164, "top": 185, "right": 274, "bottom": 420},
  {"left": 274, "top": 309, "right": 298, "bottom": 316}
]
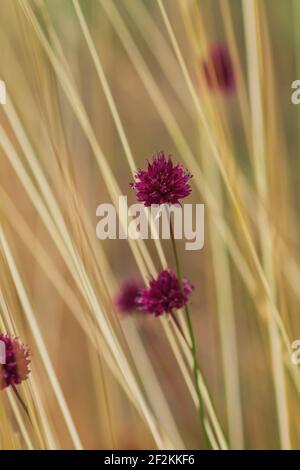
[
  {"left": 170, "top": 311, "right": 188, "bottom": 345},
  {"left": 11, "top": 384, "right": 31, "bottom": 422},
  {"left": 169, "top": 219, "right": 211, "bottom": 449}
]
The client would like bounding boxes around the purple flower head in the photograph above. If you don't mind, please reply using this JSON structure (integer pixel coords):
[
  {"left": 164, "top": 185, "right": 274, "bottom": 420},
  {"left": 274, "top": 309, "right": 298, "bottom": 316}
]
[
  {"left": 131, "top": 151, "right": 192, "bottom": 206},
  {"left": 115, "top": 280, "right": 142, "bottom": 314},
  {"left": 137, "top": 269, "right": 194, "bottom": 316},
  {"left": 0, "top": 334, "right": 31, "bottom": 391},
  {"left": 202, "top": 43, "right": 235, "bottom": 94}
]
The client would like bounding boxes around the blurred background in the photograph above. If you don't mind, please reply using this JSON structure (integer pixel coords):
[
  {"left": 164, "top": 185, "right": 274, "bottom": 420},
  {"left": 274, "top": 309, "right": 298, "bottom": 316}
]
[{"left": 0, "top": 0, "right": 300, "bottom": 450}]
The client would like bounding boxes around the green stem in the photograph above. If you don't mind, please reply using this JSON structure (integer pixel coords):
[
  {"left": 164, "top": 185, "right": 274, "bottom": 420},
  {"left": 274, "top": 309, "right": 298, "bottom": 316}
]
[
  {"left": 170, "top": 311, "right": 187, "bottom": 344},
  {"left": 169, "top": 218, "right": 211, "bottom": 449},
  {"left": 11, "top": 384, "right": 31, "bottom": 423}
]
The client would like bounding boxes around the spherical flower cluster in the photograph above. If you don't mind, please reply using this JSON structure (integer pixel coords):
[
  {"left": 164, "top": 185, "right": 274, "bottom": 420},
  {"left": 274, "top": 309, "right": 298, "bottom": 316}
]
[
  {"left": 137, "top": 269, "right": 193, "bottom": 316},
  {"left": 0, "top": 334, "right": 31, "bottom": 391},
  {"left": 131, "top": 151, "right": 192, "bottom": 206},
  {"left": 202, "top": 43, "right": 235, "bottom": 94},
  {"left": 115, "top": 280, "right": 141, "bottom": 314}
]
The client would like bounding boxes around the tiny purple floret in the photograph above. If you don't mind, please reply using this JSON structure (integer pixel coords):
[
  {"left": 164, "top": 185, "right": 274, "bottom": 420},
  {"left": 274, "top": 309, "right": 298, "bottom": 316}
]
[
  {"left": 131, "top": 151, "right": 192, "bottom": 206},
  {"left": 137, "top": 269, "right": 193, "bottom": 316}
]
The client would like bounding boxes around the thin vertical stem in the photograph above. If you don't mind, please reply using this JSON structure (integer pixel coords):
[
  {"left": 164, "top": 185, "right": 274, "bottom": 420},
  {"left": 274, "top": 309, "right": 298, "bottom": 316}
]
[
  {"left": 169, "top": 219, "right": 211, "bottom": 449},
  {"left": 11, "top": 384, "right": 31, "bottom": 423}
]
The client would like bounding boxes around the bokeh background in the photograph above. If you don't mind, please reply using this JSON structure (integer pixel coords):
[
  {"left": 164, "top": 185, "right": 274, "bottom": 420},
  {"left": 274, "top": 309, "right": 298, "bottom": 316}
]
[{"left": 0, "top": 0, "right": 300, "bottom": 450}]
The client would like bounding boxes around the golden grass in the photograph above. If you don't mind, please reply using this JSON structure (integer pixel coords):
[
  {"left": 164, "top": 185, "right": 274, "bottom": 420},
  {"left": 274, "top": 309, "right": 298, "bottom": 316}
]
[{"left": 0, "top": 0, "right": 299, "bottom": 449}]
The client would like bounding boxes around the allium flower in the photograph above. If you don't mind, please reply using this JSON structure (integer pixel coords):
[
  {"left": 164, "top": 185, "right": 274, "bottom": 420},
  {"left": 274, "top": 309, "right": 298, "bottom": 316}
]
[
  {"left": 115, "top": 280, "right": 142, "bottom": 314},
  {"left": 137, "top": 269, "right": 193, "bottom": 316},
  {"left": 131, "top": 151, "right": 192, "bottom": 206},
  {"left": 202, "top": 43, "right": 235, "bottom": 94},
  {"left": 0, "top": 334, "right": 31, "bottom": 391}
]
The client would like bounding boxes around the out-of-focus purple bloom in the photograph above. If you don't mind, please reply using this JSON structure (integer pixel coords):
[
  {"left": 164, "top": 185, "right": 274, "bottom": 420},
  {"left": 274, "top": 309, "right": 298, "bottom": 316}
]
[
  {"left": 131, "top": 151, "right": 192, "bottom": 206},
  {"left": 137, "top": 269, "right": 193, "bottom": 316},
  {"left": 115, "top": 280, "right": 142, "bottom": 314},
  {"left": 0, "top": 334, "right": 31, "bottom": 391},
  {"left": 202, "top": 43, "right": 235, "bottom": 94}
]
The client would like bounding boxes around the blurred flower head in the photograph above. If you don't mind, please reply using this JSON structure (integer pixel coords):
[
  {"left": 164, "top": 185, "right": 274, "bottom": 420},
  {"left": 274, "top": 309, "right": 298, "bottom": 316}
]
[
  {"left": 0, "top": 334, "right": 31, "bottom": 391},
  {"left": 115, "top": 279, "right": 142, "bottom": 314},
  {"left": 137, "top": 269, "right": 193, "bottom": 316},
  {"left": 131, "top": 151, "right": 192, "bottom": 206},
  {"left": 202, "top": 43, "right": 235, "bottom": 94}
]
